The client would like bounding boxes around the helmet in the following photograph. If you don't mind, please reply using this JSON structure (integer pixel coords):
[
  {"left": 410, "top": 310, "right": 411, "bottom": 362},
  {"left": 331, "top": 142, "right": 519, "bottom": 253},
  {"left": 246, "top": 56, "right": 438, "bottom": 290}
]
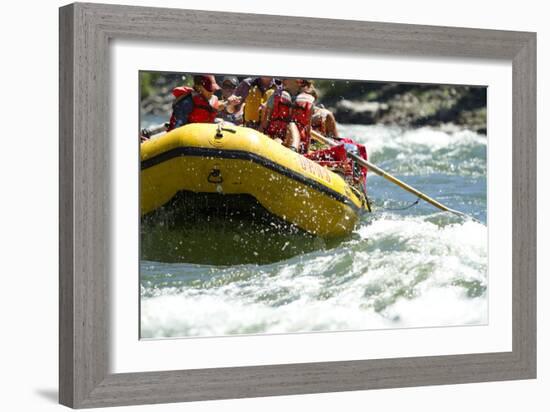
[
  {"left": 193, "top": 75, "right": 220, "bottom": 92},
  {"left": 222, "top": 76, "right": 239, "bottom": 88}
]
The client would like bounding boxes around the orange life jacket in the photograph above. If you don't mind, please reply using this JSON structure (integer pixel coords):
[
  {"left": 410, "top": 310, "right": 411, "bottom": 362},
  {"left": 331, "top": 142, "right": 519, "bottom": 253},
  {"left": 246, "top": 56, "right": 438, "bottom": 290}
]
[{"left": 168, "top": 86, "right": 219, "bottom": 130}]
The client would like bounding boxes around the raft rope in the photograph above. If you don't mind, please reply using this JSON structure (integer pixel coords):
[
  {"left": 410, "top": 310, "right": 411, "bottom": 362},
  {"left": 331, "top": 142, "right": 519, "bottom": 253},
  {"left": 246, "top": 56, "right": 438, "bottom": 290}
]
[
  {"left": 380, "top": 196, "right": 421, "bottom": 211},
  {"left": 310, "top": 130, "right": 478, "bottom": 222}
]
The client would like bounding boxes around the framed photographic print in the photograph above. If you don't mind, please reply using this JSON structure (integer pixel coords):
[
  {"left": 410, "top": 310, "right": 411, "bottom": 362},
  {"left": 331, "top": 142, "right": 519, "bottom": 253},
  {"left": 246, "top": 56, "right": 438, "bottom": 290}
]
[{"left": 59, "top": 2, "right": 536, "bottom": 408}]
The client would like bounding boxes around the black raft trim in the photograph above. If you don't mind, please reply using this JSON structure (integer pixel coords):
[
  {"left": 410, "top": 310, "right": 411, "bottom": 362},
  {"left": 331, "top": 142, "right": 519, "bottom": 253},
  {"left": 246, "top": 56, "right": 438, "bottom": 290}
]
[{"left": 141, "top": 146, "right": 362, "bottom": 213}]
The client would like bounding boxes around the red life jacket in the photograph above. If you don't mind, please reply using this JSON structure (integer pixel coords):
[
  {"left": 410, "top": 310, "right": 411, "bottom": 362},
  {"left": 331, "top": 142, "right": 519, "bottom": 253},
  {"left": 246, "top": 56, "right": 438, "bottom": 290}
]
[
  {"left": 265, "top": 91, "right": 293, "bottom": 139},
  {"left": 292, "top": 92, "right": 315, "bottom": 152},
  {"left": 305, "top": 137, "right": 368, "bottom": 188},
  {"left": 266, "top": 91, "right": 314, "bottom": 153},
  {"left": 168, "top": 86, "right": 219, "bottom": 130}
]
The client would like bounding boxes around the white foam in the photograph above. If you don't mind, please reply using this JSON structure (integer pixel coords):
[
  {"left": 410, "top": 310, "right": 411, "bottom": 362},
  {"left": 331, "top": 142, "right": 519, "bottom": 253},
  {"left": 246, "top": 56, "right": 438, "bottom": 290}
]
[
  {"left": 141, "top": 217, "right": 488, "bottom": 338},
  {"left": 340, "top": 124, "right": 486, "bottom": 156},
  {"left": 386, "top": 287, "right": 487, "bottom": 327}
]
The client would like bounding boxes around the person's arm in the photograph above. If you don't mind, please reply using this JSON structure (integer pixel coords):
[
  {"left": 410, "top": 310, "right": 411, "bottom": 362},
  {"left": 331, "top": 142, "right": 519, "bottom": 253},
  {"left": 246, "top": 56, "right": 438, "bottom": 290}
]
[
  {"left": 325, "top": 110, "right": 340, "bottom": 138},
  {"left": 173, "top": 96, "right": 193, "bottom": 128},
  {"left": 259, "top": 93, "right": 275, "bottom": 133},
  {"left": 217, "top": 99, "right": 226, "bottom": 111},
  {"left": 232, "top": 104, "right": 244, "bottom": 125},
  {"left": 225, "top": 95, "right": 242, "bottom": 107},
  {"left": 232, "top": 77, "right": 253, "bottom": 100},
  {"left": 259, "top": 107, "right": 270, "bottom": 133},
  {"left": 308, "top": 108, "right": 313, "bottom": 137}
]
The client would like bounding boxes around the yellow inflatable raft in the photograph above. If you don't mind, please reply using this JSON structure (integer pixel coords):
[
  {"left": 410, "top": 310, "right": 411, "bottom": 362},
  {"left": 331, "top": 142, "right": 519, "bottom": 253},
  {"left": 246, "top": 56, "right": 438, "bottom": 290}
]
[{"left": 140, "top": 123, "right": 368, "bottom": 237}]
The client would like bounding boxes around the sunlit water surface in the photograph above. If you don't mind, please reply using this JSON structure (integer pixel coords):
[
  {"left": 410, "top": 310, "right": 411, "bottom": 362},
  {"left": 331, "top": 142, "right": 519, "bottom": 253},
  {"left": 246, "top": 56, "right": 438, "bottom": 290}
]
[{"left": 140, "top": 122, "right": 487, "bottom": 338}]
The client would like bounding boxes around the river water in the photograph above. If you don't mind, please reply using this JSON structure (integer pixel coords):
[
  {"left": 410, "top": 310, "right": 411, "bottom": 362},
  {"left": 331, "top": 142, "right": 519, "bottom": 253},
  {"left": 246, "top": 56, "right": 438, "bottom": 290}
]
[{"left": 140, "top": 122, "right": 487, "bottom": 338}]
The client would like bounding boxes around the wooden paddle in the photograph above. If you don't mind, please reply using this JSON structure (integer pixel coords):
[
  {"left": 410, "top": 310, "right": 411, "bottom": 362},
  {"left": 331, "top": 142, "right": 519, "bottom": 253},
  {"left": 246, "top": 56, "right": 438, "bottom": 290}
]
[{"left": 310, "top": 130, "right": 478, "bottom": 221}]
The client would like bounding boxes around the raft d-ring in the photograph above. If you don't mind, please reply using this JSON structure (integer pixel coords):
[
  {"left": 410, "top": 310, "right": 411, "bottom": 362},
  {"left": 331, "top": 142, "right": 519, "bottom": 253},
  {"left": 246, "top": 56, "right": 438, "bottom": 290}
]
[
  {"left": 215, "top": 123, "right": 224, "bottom": 139},
  {"left": 215, "top": 122, "right": 237, "bottom": 138},
  {"left": 207, "top": 168, "right": 223, "bottom": 184}
]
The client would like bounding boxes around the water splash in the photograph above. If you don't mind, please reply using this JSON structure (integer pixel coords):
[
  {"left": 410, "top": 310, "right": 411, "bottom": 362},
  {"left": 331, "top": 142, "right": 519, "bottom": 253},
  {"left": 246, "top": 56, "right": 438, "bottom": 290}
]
[{"left": 140, "top": 123, "right": 488, "bottom": 338}]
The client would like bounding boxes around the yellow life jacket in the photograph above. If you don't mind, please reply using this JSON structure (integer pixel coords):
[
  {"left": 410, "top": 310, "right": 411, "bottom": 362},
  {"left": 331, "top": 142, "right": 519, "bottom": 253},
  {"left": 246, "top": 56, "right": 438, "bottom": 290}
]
[{"left": 243, "top": 85, "right": 275, "bottom": 124}]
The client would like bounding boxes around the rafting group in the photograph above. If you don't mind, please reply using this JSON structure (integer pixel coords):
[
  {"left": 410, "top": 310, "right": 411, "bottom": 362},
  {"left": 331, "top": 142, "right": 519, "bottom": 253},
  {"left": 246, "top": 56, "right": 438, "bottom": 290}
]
[
  {"left": 140, "top": 74, "right": 373, "bottom": 237},
  {"left": 142, "top": 75, "right": 342, "bottom": 150},
  {"left": 140, "top": 73, "right": 471, "bottom": 238},
  {"left": 142, "top": 74, "right": 369, "bottom": 190}
]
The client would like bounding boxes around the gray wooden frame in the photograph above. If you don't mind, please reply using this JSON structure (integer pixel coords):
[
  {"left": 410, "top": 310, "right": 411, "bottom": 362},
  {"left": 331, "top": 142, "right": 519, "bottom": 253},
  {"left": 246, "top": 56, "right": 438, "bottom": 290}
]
[{"left": 59, "top": 2, "right": 536, "bottom": 408}]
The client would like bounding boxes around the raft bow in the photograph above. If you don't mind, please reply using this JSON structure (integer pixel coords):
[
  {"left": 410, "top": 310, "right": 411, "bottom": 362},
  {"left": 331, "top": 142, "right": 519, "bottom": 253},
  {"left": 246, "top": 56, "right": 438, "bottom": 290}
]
[{"left": 140, "top": 123, "right": 369, "bottom": 237}]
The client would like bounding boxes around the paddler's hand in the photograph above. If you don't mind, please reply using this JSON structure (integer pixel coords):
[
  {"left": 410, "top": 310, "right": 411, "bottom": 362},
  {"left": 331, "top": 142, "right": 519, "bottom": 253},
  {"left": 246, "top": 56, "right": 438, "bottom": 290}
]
[{"left": 227, "top": 95, "right": 242, "bottom": 105}]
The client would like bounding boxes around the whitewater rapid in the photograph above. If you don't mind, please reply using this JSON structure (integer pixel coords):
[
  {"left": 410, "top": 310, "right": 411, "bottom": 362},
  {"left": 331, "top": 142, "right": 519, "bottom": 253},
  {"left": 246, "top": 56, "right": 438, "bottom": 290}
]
[{"left": 140, "top": 124, "right": 488, "bottom": 338}]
